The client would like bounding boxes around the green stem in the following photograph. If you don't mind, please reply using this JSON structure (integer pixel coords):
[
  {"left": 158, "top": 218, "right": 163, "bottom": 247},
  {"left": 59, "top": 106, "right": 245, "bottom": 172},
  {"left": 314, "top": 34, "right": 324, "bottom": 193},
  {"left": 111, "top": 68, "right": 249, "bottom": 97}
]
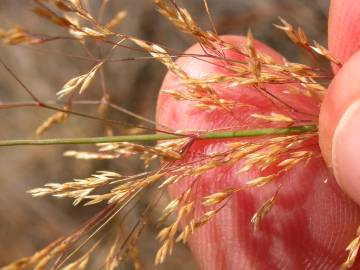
[{"left": 0, "top": 125, "right": 317, "bottom": 147}]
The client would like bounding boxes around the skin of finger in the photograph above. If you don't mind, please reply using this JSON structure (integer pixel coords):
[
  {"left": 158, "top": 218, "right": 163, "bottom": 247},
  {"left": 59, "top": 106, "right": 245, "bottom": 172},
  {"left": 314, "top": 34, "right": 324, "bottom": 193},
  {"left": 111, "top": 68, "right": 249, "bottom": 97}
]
[
  {"left": 157, "top": 36, "right": 360, "bottom": 269},
  {"left": 319, "top": 50, "right": 360, "bottom": 168},
  {"left": 329, "top": 0, "right": 360, "bottom": 70}
]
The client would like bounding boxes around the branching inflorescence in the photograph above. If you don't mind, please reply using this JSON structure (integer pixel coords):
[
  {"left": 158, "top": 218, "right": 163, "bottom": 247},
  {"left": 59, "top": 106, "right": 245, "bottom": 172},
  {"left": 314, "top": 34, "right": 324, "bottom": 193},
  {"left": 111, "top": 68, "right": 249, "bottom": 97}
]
[{"left": 0, "top": 0, "right": 358, "bottom": 269}]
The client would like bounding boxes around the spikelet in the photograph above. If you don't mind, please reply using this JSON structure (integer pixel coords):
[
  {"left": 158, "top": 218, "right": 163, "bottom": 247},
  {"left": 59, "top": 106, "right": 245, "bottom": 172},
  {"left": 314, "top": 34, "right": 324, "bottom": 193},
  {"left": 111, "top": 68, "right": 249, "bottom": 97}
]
[
  {"left": 57, "top": 62, "right": 103, "bottom": 98},
  {"left": 341, "top": 226, "right": 360, "bottom": 270},
  {"left": 36, "top": 106, "right": 69, "bottom": 135},
  {"left": 251, "top": 188, "right": 280, "bottom": 232}
]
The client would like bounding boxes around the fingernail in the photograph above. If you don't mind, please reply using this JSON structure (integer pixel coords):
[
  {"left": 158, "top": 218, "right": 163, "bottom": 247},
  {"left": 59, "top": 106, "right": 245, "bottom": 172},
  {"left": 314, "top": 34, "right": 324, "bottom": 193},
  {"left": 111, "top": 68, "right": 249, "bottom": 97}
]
[{"left": 332, "top": 100, "right": 360, "bottom": 200}]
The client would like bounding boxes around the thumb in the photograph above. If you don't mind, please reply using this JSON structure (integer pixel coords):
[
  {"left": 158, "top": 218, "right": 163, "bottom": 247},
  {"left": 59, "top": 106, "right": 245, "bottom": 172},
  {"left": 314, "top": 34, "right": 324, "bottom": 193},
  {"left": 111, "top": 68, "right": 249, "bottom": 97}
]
[
  {"left": 319, "top": 50, "right": 360, "bottom": 205},
  {"left": 157, "top": 36, "right": 360, "bottom": 269},
  {"left": 328, "top": 0, "right": 360, "bottom": 71}
]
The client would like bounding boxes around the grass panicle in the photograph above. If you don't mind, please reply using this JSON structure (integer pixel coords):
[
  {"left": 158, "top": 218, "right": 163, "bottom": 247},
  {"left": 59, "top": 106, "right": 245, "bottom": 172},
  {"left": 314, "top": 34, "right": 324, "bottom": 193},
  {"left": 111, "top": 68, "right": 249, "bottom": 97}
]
[{"left": 0, "top": 0, "right": 358, "bottom": 269}]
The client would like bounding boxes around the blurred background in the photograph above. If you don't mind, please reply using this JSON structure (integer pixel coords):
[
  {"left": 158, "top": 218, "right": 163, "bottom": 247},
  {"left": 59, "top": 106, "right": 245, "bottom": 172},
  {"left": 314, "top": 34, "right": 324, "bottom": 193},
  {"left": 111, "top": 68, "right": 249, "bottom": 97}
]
[{"left": 0, "top": 0, "right": 329, "bottom": 269}]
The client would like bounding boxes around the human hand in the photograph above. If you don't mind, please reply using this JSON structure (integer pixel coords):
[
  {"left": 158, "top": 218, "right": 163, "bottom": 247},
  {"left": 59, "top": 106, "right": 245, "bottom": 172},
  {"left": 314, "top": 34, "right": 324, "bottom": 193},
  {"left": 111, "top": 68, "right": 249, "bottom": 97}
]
[
  {"left": 157, "top": 0, "right": 360, "bottom": 269},
  {"left": 319, "top": 0, "right": 360, "bottom": 207}
]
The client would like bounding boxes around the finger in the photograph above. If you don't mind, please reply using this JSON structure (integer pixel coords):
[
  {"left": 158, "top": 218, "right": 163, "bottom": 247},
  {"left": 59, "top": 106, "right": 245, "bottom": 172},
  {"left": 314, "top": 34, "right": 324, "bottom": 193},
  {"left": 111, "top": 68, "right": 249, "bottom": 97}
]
[
  {"left": 319, "top": 50, "right": 360, "bottom": 207},
  {"left": 328, "top": 0, "right": 360, "bottom": 70},
  {"left": 157, "top": 36, "right": 360, "bottom": 269}
]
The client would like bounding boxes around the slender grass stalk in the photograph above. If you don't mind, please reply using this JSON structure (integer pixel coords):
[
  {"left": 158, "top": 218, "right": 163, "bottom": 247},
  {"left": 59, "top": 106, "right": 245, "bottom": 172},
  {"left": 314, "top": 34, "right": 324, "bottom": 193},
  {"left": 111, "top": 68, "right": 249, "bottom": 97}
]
[{"left": 0, "top": 125, "right": 317, "bottom": 147}]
